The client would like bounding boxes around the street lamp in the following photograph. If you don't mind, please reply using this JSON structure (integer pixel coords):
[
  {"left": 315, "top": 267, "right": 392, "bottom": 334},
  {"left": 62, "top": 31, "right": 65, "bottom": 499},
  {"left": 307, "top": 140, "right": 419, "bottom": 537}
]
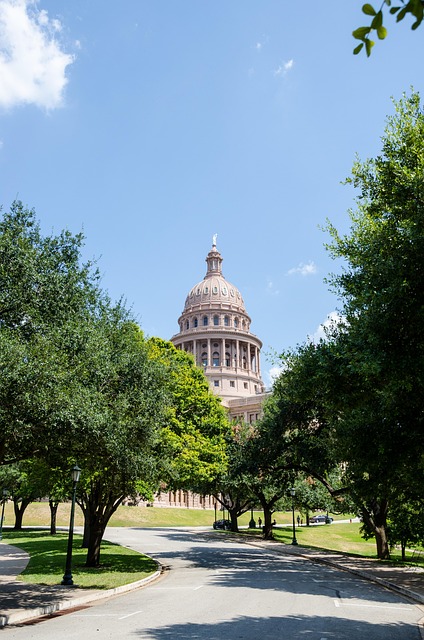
[
  {"left": 0, "top": 489, "right": 8, "bottom": 541},
  {"left": 61, "top": 465, "right": 81, "bottom": 586},
  {"left": 290, "top": 487, "right": 298, "bottom": 546},
  {"left": 249, "top": 506, "right": 256, "bottom": 529}
]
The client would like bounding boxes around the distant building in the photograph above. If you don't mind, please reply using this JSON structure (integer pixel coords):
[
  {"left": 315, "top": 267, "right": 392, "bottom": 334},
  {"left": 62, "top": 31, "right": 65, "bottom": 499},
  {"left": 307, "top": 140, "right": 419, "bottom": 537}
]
[{"left": 171, "top": 238, "right": 268, "bottom": 423}]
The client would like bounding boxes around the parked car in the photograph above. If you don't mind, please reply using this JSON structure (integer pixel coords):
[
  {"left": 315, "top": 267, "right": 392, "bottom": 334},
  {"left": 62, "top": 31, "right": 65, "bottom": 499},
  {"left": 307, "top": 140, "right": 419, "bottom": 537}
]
[
  {"left": 309, "top": 514, "right": 333, "bottom": 524},
  {"left": 213, "top": 519, "right": 231, "bottom": 530}
]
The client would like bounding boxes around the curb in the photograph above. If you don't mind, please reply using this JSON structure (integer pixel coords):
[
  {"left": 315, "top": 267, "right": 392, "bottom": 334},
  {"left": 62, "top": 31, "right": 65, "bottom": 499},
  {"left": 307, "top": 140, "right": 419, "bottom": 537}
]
[
  {"left": 232, "top": 534, "right": 424, "bottom": 605},
  {"left": 0, "top": 569, "right": 162, "bottom": 628}
]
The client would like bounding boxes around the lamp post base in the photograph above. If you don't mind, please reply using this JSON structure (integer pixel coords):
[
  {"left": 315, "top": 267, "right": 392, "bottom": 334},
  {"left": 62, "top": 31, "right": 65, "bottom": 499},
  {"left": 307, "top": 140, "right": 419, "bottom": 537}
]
[{"left": 61, "top": 573, "right": 74, "bottom": 586}]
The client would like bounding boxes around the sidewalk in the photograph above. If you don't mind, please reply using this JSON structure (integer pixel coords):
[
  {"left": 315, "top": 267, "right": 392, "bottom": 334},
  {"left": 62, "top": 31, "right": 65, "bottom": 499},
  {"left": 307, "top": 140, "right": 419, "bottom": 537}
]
[
  {"left": 1, "top": 535, "right": 423, "bottom": 628},
  {"left": 0, "top": 542, "right": 161, "bottom": 628}
]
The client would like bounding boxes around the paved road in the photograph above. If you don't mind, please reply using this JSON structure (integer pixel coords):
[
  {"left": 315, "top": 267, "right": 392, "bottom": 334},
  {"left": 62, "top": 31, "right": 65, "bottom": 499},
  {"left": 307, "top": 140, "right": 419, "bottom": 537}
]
[{"left": 2, "top": 527, "right": 422, "bottom": 639}]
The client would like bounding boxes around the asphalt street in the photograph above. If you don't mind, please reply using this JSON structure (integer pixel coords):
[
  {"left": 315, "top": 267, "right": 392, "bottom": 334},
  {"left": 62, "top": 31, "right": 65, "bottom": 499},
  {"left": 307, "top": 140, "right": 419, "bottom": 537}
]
[{"left": 2, "top": 527, "right": 422, "bottom": 639}]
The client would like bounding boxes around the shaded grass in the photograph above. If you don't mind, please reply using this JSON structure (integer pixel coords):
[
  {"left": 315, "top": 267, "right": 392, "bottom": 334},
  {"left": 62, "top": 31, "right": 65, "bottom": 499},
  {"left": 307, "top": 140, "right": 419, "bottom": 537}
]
[{"left": 3, "top": 530, "right": 157, "bottom": 589}]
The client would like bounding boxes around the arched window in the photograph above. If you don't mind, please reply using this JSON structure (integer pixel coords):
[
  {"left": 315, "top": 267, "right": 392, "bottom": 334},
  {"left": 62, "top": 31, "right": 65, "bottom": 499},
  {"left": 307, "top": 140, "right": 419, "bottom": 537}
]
[
  {"left": 225, "top": 352, "right": 230, "bottom": 367},
  {"left": 224, "top": 316, "right": 230, "bottom": 326},
  {"left": 234, "top": 318, "right": 239, "bottom": 328},
  {"left": 213, "top": 315, "right": 219, "bottom": 326},
  {"left": 242, "top": 356, "right": 247, "bottom": 369},
  {"left": 203, "top": 316, "right": 208, "bottom": 326},
  {"left": 201, "top": 353, "right": 208, "bottom": 367},
  {"left": 213, "top": 351, "right": 219, "bottom": 366},
  {"left": 185, "top": 320, "right": 189, "bottom": 330},
  {"left": 194, "top": 317, "right": 198, "bottom": 328}
]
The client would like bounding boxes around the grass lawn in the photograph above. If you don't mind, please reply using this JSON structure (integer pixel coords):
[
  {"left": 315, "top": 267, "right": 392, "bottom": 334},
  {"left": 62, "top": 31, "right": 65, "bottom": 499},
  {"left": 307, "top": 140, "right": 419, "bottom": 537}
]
[
  {"left": 246, "top": 523, "right": 424, "bottom": 565},
  {"left": 271, "top": 523, "right": 378, "bottom": 556},
  {"left": 0, "top": 501, "right": 349, "bottom": 529},
  {"left": 2, "top": 530, "right": 158, "bottom": 589}
]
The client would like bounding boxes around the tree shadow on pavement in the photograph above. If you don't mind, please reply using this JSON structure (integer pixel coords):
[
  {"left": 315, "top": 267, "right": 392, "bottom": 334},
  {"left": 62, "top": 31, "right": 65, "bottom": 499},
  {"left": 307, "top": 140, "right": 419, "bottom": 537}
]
[{"left": 134, "top": 613, "right": 420, "bottom": 640}]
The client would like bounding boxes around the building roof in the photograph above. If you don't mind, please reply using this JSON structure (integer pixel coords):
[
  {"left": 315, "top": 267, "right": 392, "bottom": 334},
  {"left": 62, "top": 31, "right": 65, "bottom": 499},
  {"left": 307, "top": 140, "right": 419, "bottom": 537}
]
[{"left": 183, "top": 241, "right": 246, "bottom": 314}]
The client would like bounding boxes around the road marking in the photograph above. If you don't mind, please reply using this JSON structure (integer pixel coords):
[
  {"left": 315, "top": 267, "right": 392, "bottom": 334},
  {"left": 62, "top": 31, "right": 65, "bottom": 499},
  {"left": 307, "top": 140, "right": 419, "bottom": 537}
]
[
  {"left": 118, "top": 610, "right": 143, "bottom": 620},
  {"left": 193, "top": 585, "right": 203, "bottom": 590},
  {"left": 334, "top": 600, "right": 411, "bottom": 611}
]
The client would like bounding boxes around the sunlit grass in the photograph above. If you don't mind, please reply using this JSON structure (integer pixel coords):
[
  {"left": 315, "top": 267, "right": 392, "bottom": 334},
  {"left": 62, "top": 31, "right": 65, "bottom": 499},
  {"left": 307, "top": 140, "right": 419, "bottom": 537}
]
[
  {"left": 3, "top": 530, "right": 157, "bottom": 589},
  {"left": 244, "top": 522, "right": 424, "bottom": 565}
]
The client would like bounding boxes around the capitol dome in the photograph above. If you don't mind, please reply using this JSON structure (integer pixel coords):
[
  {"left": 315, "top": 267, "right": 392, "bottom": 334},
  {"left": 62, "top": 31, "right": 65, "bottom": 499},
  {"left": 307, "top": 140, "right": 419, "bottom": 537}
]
[
  {"left": 171, "top": 239, "right": 265, "bottom": 407},
  {"left": 183, "top": 244, "right": 246, "bottom": 315}
]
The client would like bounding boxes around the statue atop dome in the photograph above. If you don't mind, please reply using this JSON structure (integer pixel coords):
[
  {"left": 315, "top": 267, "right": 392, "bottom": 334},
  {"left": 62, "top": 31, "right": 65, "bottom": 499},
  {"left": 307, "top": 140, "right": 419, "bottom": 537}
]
[{"left": 212, "top": 233, "right": 218, "bottom": 247}]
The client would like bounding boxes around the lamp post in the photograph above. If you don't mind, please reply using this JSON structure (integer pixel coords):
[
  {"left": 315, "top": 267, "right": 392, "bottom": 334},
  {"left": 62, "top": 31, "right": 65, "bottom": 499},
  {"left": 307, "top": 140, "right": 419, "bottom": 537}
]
[
  {"left": 0, "top": 489, "right": 8, "bottom": 541},
  {"left": 249, "top": 506, "right": 256, "bottom": 529},
  {"left": 290, "top": 487, "right": 298, "bottom": 545},
  {"left": 61, "top": 465, "right": 81, "bottom": 586}
]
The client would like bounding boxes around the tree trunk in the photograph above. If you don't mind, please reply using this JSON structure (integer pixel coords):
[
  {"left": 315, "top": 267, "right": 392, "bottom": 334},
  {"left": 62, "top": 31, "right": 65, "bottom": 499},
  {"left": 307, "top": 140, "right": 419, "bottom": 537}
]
[
  {"left": 362, "top": 498, "right": 390, "bottom": 559},
  {"left": 85, "top": 522, "right": 106, "bottom": 567},
  {"left": 49, "top": 500, "right": 59, "bottom": 535},
  {"left": 13, "top": 498, "right": 31, "bottom": 530},
  {"left": 80, "top": 483, "right": 124, "bottom": 567},
  {"left": 77, "top": 502, "right": 90, "bottom": 548},
  {"left": 262, "top": 505, "right": 274, "bottom": 539},
  {"left": 401, "top": 539, "right": 406, "bottom": 562},
  {"left": 228, "top": 507, "right": 239, "bottom": 532},
  {"left": 374, "top": 524, "right": 390, "bottom": 560}
]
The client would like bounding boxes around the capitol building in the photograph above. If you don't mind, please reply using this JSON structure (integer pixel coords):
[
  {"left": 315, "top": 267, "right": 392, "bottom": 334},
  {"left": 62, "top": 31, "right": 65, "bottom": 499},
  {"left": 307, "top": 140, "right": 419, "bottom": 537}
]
[
  {"left": 145, "top": 238, "right": 269, "bottom": 509},
  {"left": 171, "top": 237, "right": 267, "bottom": 424}
]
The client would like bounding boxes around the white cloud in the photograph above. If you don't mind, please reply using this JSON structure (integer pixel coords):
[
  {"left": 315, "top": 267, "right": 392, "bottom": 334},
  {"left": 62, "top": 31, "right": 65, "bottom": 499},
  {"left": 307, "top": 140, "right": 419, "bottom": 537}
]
[
  {"left": 309, "top": 311, "right": 344, "bottom": 343},
  {"left": 262, "top": 365, "right": 284, "bottom": 390},
  {"left": 274, "top": 59, "right": 294, "bottom": 76},
  {"left": 287, "top": 261, "right": 317, "bottom": 276},
  {"left": 255, "top": 41, "right": 262, "bottom": 51},
  {"left": 0, "top": 0, "right": 74, "bottom": 110},
  {"left": 266, "top": 279, "right": 279, "bottom": 296},
  {"left": 269, "top": 366, "right": 283, "bottom": 383}
]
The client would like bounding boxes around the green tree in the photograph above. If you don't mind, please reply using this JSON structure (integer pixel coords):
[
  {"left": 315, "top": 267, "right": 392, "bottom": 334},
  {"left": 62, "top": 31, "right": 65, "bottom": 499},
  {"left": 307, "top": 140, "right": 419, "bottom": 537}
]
[
  {"left": 0, "top": 201, "right": 100, "bottom": 466},
  {"left": 318, "top": 90, "right": 424, "bottom": 557},
  {"left": 212, "top": 422, "right": 258, "bottom": 533},
  {"left": 148, "top": 338, "right": 230, "bottom": 495},
  {"left": 0, "top": 460, "right": 50, "bottom": 529},
  {"left": 69, "top": 318, "right": 168, "bottom": 567},
  {"left": 353, "top": 0, "right": 424, "bottom": 56},
  {"left": 387, "top": 496, "right": 424, "bottom": 560}
]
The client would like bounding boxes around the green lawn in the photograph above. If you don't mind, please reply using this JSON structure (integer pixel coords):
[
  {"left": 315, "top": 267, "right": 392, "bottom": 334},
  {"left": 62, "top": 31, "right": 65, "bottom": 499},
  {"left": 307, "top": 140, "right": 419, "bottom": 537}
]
[
  {"left": 0, "top": 501, "right": 348, "bottom": 529},
  {"left": 2, "top": 530, "right": 158, "bottom": 589}
]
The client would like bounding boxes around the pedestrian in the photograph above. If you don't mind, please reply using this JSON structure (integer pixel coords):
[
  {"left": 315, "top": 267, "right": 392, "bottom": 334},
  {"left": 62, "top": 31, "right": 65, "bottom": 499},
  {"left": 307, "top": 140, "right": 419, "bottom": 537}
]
[
  {"left": 258, "top": 517, "right": 262, "bottom": 527},
  {"left": 297, "top": 515, "right": 300, "bottom": 526}
]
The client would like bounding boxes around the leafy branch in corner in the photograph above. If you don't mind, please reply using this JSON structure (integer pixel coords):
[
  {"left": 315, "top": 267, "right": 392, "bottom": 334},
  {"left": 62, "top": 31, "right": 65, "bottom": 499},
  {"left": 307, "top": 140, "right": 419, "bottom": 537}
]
[{"left": 353, "top": 0, "right": 423, "bottom": 56}]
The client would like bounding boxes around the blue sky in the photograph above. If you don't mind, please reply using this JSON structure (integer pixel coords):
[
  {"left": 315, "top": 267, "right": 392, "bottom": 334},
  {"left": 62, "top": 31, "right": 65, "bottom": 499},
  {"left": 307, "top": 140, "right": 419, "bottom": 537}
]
[{"left": 0, "top": 1, "right": 422, "bottom": 387}]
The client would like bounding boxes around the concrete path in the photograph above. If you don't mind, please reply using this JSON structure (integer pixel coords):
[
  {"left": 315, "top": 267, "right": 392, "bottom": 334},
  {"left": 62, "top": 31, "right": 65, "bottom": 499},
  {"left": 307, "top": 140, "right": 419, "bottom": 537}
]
[{"left": 1, "top": 531, "right": 423, "bottom": 629}]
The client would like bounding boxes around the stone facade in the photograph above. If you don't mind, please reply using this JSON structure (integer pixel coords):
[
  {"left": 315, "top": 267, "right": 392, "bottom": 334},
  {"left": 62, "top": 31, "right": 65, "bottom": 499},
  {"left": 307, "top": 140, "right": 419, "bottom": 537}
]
[{"left": 171, "top": 239, "right": 268, "bottom": 421}]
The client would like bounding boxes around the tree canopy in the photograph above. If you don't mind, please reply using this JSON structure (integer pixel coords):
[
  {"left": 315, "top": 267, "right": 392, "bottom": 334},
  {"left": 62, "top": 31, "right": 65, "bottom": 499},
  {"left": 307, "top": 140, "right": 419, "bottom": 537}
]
[{"left": 265, "top": 91, "right": 424, "bottom": 558}]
